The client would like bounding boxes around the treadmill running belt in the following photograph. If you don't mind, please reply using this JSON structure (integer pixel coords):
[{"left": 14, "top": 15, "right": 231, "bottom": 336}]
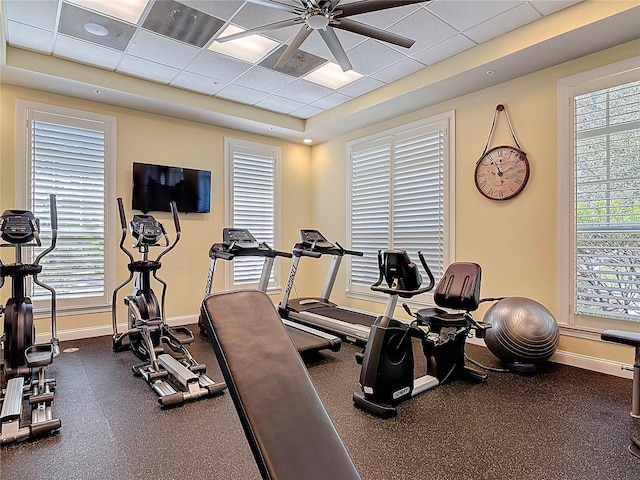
[
  {"left": 308, "top": 306, "right": 377, "bottom": 327},
  {"left": 286, "top": 326, "right": 331, "bottom": 353}
]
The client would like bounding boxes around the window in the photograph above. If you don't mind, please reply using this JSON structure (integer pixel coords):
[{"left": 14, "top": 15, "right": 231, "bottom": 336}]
[
  {"left": 224, "top": 138, "right": 280, "bottom": 291},
  {"left": 558, "top": 58, "right": 640, "bottom": 333},
  {"left": 15, "top": 101, "right": 116, "bottom": 314},
  {"left": 347, "top": 112, "right": 455, "bottom": 302}
]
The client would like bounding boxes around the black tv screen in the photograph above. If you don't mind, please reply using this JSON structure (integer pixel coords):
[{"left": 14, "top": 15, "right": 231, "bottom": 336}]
[{"left": 132, "top": 162, "right": 211, "bottom": 213}]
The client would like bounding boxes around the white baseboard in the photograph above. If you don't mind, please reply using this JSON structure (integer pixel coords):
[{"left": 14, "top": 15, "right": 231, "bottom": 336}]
[
  {"left": 35, "top": 318, "right": 634, "bottom": 380},
  {"left": 35, "top": 314, "right": 199, "bottom": 343},
  {"left": 467, "top": 336, "right": 633, "bottom": 379}
]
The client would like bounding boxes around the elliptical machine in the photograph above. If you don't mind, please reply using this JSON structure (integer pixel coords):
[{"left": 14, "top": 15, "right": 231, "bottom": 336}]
[
  {"left": 0, "top": 194, "right": 61, "bottom": 443},
  {"left": 353, "top": 250, "right": 493, "bottom": 418},
  {"left": 111, "top": 198, "right": 225, "bottom": 407}
]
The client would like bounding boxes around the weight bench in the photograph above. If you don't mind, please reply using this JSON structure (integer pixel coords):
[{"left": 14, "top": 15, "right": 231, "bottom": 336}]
[
  {"left": 601, "top": 329, "right": 640, "bottom": 459},
  {"left": 201, "top": 290, "right": 361, "bottom": 480}
]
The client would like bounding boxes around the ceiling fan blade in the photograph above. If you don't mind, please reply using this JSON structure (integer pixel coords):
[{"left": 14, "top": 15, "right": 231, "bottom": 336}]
[
  {"left": 338, "top": 0, "right": 426, "bottom": 18},
  {"left": 217, "top": 18, "right": 301, "bottom": 42},
  {"left": 243, "top": 0, "right": 300, "bottom": 14},
  {"left": 274, "top": 26, "right": 313, "bottom": 69},
  {"left": 318, "top": 27, "right": 352, "bottom": 71},
  {"left": 334, "top": 17, "right": 415, "bottom": 48}
]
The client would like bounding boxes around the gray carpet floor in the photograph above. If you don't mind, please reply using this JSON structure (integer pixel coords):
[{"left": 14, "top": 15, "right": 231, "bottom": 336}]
[{"left": 2, "top": 329, "right": 639, "bottom": 480}]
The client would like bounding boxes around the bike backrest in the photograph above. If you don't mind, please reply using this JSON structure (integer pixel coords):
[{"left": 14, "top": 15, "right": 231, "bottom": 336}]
[
  {"left": 433, "top": 262, "right": 482, "bottom": 311},
  {"left": 382, "top": 249, "right": 422, "bottom": 291}
]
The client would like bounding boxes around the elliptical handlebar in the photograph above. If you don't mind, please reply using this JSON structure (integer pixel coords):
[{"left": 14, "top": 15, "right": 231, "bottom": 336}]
[
  {"left": 116, "top": 197, "right": 135, "bottom": 264},
  {"left": 156, "top": 201, "right": 180, "bottom": 262},
  {"left": 34, "top": 194, "right": 59, "bottom": 266}
]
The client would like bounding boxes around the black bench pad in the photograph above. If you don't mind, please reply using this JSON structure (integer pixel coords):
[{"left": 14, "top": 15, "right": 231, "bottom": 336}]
[
  {"left": 201, "top": 290, "right": 361, "bottom": 480},
  {"left": 601, "top": 330, "right": 640, "bottom": 347}
]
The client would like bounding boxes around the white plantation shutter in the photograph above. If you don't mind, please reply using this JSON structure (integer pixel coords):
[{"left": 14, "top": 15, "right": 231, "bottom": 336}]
[
  {"left": 573, "top": 79, "right": 640, "bottom": 322},
  {"left": 17, "top": 102, "right": 116, "bottom": 312},
  {"left": 348, "top": 116, "right": 452, "bottom": 299},
  {"left": 226, "top": 139, "right": 278, "bottom": 288}
]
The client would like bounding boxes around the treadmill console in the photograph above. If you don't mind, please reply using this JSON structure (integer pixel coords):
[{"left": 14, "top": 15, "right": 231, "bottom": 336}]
[
  {"left": 223, "top": 228, "right": 259, "bottom": 249},
  {"left": 0, "top": 210, "right": 39, "bottom": 244},
  {"left": 300, "top": 230, "right": 334, "bottom": 249},
  {"left": 130, "top": 214, "right": 163, "bottom": 245}
]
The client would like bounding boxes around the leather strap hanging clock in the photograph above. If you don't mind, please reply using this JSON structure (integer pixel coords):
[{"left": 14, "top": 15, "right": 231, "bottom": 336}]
[{"left": 474, "top": 104, "right": 530, "bottom": 201}]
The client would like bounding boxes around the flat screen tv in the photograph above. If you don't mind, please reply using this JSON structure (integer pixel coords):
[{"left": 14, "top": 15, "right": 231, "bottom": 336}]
[{"left": 132, "top": 162, "right": 211, "bottom": 213}]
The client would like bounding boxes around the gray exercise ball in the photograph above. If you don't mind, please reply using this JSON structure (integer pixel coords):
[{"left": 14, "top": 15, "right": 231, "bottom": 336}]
[{"left": 483, "top": 297, "right": 559, "bottom": 364}]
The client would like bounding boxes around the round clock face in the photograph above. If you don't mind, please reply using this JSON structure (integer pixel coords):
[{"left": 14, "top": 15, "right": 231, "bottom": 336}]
[{"left": 474, "top": 145, "right": 530, "bottom": 200}]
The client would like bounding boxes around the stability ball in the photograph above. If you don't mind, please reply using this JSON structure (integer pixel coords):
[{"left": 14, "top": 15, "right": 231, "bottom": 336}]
[{"left": 483, "top": 297, "right": 559, "bottom": 364}]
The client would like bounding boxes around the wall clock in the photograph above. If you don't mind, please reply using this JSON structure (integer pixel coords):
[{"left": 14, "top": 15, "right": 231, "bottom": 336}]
[{"left": 475, "top": 104, "right": 530, "bottom": 201}]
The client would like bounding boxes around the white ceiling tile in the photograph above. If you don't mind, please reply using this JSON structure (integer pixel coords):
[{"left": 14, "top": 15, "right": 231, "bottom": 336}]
[
  {"left": 411, "top": 34, "right": 476, "bottom": 66},
  {"left": 170, "top": 70, "right": 226, "bottom": 95},
  {"left": 54, "top": 35, "right": 123, "bottom": 70},
  {"left": 354, "top": 3, "right": 423, "bottom": 29},
  {"left": 387, "top": 8, "right": 458, "bottom": 54},
  {"left": 346, "top": 39, "right": 407, "bottom": 76},
  {"left": 311, "top": 92, "right": 351, "bottom": 110},
  {"left": 289, "top": 104, "right": 325, "bottom": 119},
  {"left": 338, "top": 75, "right": 385, "bottom": 97},
  {"left": 464, "top": 3, "right": 541, "bottom": 43},
  {"left": 179, "top": 0, "right": 245, "bottom": 20},
  {"left": 371, "top": 57, "right": 425, "bottom": 83},
  {"left": 233, "top": 66, "right": 296, "bottom": 93},
  {"left": 530, "top": 0, "right": 583, "bottom": 16},
  {"left": 216, "top": 83, "right": 270, "bottom": 104},
  {"left": 185, "top": 50, "right": 251, "bottom": 82},
  {"left": 127, "top": 30, "right": 200, "bottom": 69},
  {"left": 4, "top": 0, "right": 58, "bottom": 31},
  {"left": 427, "top": 0, "right": 521, "bottom": 32},
  {"left": 117, "top": 55, "right": 180, "bottom": 84},
  {"left": 255, "top": 95, "right": 305, "bottom": 114},
  {"left": 6, "top": 21, "right": 54, "bottom": 54},
  {"left": 273, "top": 79, "right": 332, "bottom": 104}
]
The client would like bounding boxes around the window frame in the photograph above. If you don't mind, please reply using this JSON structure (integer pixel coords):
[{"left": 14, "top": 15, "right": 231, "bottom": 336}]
[
  {"left": 346, "top": 111, "right": 456, "bottom": 307},
  {"left": 557, "top": 57, "right": 640, "bottom": 337},
  {"left": 224, "top": 137, "right": 282, "bottom": 292},
  {"left": 14, "top": 100, "right": 116, "bottom": 315}
]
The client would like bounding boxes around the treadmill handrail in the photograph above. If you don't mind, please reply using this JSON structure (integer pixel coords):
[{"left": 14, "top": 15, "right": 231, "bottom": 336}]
[{"left": 293, "top": 247, "right": 322, "bottom": 258}]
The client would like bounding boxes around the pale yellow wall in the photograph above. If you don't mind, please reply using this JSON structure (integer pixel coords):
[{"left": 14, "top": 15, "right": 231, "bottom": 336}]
[
  {"left": 310, "top": 40, "right": 640, "bottom": 365},
  {"left": 0, "top": 84, "right": 313, "bottom": 333}
]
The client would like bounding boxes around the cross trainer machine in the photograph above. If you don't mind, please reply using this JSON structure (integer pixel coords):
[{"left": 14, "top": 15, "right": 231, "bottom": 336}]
[
  {"left": 111, "top": 198, "right": 225, "bottom": 407},
  {"left": 279, "top": 229, "right": 378, "bottom": 343},
  {"left": 198, "top": 228, "right": 341, "bottom": 354},
  {"left": 601, "top": 330, "right": 640, "bottom": 459},
  {"left": 354, "top": 250, "right": 493, "bottom": 418},
  {"left": 0, "top": 194, "right": 61, "bottom": 443}
]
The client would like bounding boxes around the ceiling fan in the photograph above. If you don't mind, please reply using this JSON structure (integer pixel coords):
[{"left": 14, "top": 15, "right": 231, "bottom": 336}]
[{"left": 217, "top": 0, "right": 428, "bottom": 72}]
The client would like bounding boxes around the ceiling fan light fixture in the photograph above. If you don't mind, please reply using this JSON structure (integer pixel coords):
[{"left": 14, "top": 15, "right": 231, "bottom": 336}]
[{"left": 305, "top": 12, "right": 330, "bottom": 30}]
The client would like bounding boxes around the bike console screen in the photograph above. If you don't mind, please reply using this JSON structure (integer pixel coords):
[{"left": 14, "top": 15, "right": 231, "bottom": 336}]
[{"left": 0, "top": 210, "right": 39, "bottom": 244}]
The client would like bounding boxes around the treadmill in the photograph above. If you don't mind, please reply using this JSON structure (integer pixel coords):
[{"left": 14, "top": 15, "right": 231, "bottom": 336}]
[
  {"left": 278, "top": 229, "right": 378, "bottom": 343},
  {"left": 199, "top": 228, "right": 341, "bottom": 354}
]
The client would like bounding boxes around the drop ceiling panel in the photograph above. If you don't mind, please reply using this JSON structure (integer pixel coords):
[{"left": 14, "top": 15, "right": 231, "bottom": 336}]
[
  {"left": 255, "top": 94, "right": 305, "bottom": 114},
  {"left": 6, "top": 21, "right": 54, "bottom": 54},
  {"left": 117, "top": 55, "right": 181, "bottom": 83},
  {"left": 4, "top": 0, "right": 58, "bottom": 31},
  {"left": 170, "top": 70, "right": 226, "bottom": 95},
  {"left": 233, "top": 66, "right": 295, "bottom": 93},
  {"left": 411, "top": 34, "right": 476, "bottom": 66},
  {"left": 427, "top": 0, "right": 521, "bottom": 32},
  {"left": 216, "top": 83, "right": 270, "bottom": 104},
  {"left": 127, "top": 30, "right": 201, "bottom": 69},
  {"left": 54, "top": 35, "right": 123, "bottom": 69},
  {"left": 464, "top": 2, "right": 541, "bottom": 43},
  {"left": 346, "top": 39, "right": 407, "bottom": 75},
  {"left": 371, "top": 57, "right": 425, "bottom": 83},
  {"left": 186, "top": 50, "right": 251, "bottom": 81}
]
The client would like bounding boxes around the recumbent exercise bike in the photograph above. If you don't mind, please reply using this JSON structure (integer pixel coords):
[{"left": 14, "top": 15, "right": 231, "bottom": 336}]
[
  {"left": 111, "top": 198, "right": 225, "bottom": 407},
  {"left": 354, "top": 249, "right": 494, "bottom": 418},
  {"left": 0, "top": 194, "right": 61, "bottom": 443}
]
